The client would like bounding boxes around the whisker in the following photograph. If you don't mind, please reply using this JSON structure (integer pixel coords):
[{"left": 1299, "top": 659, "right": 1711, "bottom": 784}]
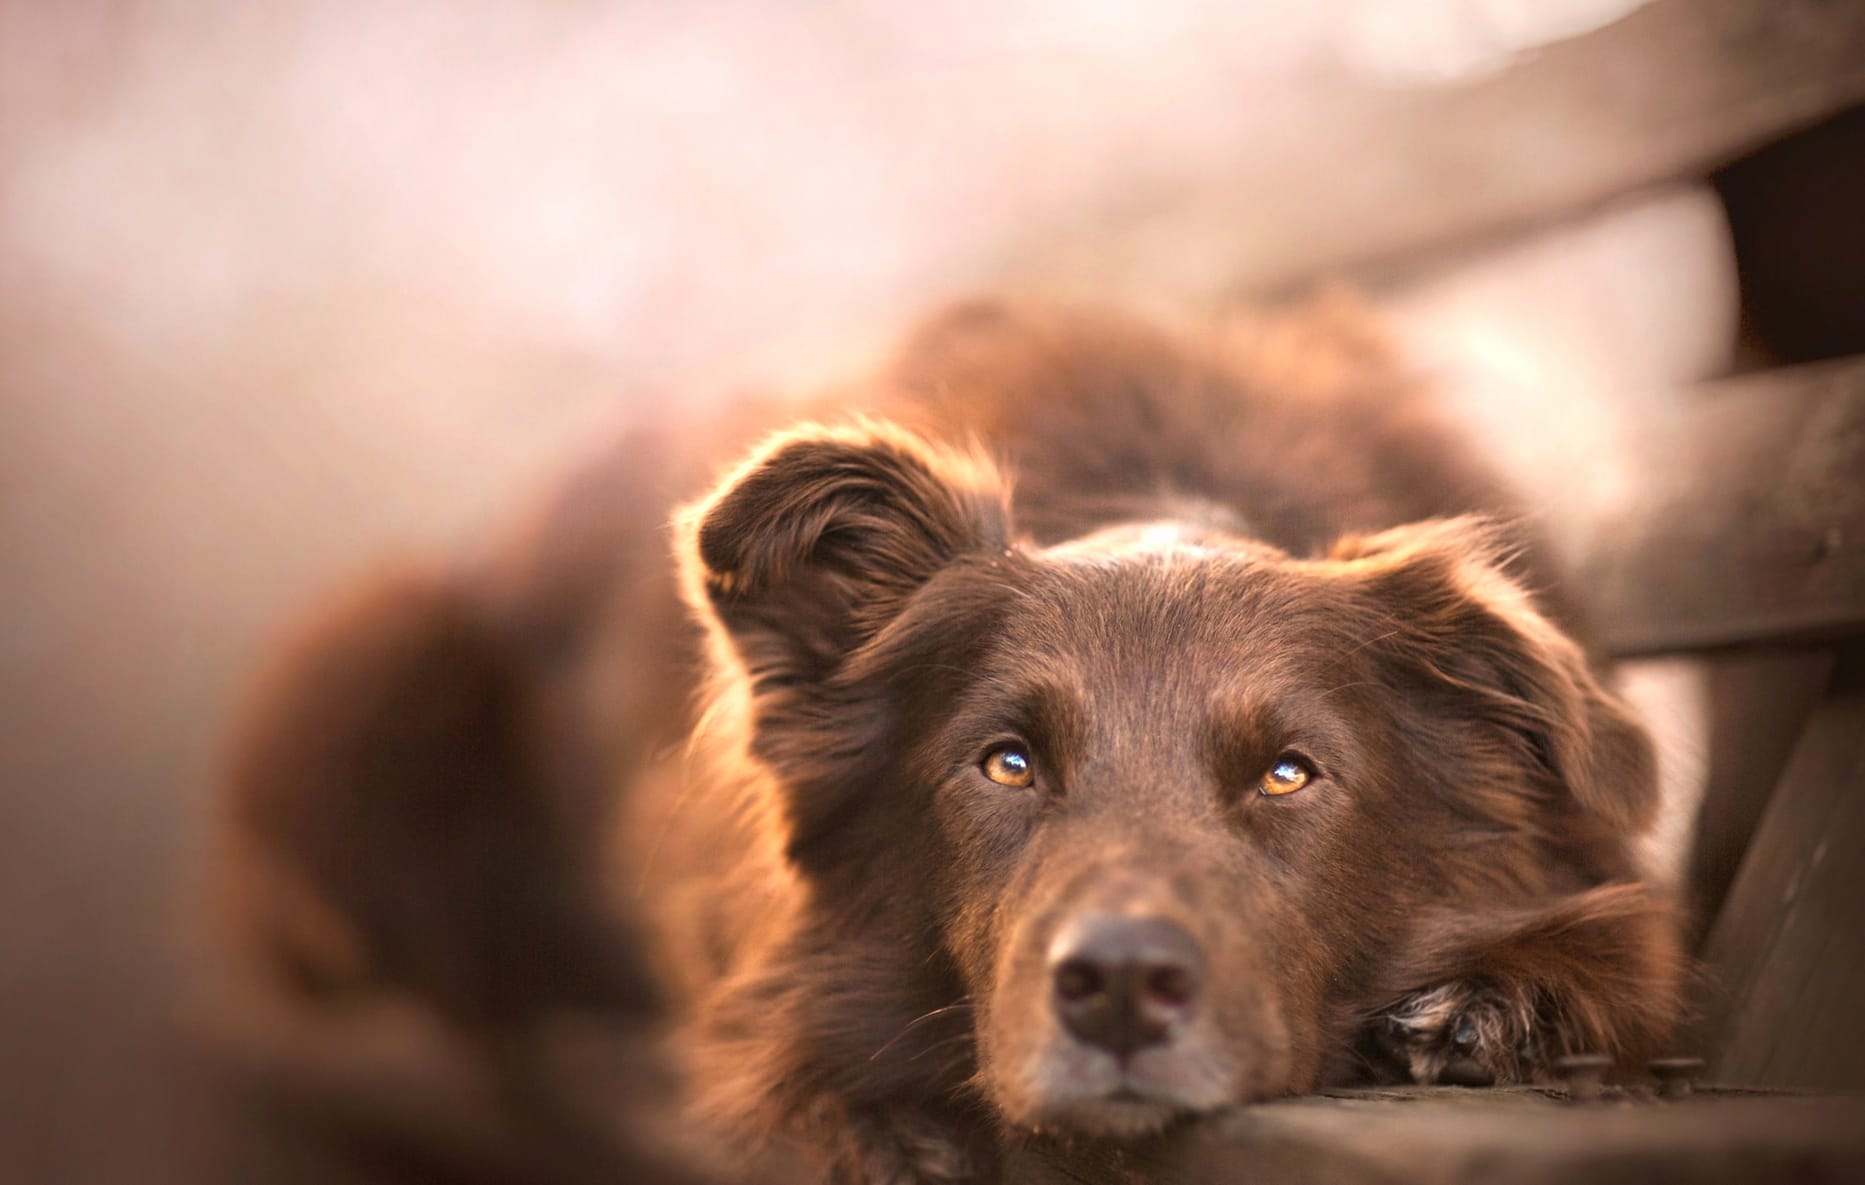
[
  {"left": 868, "top": 998, "right": 974, "bottom": 1062},
  {"left": 1341, "top": 625, "right": 1407, "bottom": 658},
  {"left": 906, "top": 1032, "right": 977, "bottom": 1063}
]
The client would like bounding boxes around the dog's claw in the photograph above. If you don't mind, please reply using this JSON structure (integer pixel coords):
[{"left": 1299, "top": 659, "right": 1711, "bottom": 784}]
[
  {"left": 1381, "top": 982, "right": 1544, "bottom": 1087},
  {"left": 1453, "top": 1015, "right": 1479, "bottom": 1049}
]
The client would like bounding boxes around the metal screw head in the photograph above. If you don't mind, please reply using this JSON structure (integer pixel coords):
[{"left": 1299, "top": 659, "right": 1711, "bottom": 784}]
[
  {"left": 1553, "top": 1053, "right": 1612, "bottom": 1102},
  {"left": 1647, "top": 1056, "right": 1706, "bottom": 1100}
]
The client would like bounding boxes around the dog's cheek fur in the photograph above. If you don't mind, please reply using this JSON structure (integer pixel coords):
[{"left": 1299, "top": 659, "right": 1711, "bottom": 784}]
[
  {"left": 684, "top": 699, "right": 996, "bottom": 1180},
  {"left": 692, "top": 914, "right": 987, "bottom": 1178}
]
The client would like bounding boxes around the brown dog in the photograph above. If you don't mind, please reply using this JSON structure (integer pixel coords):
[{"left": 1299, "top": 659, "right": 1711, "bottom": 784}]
[{"left": 221, "top": 301, "right": 1684, "bottom": 1185}]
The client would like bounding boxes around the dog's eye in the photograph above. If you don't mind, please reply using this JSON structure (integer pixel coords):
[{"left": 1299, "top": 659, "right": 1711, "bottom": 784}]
[
  {"left": 981, "top": 743, "right": 1036, "bottom": 788},
  {"left": 1259, "top": 754, "right": 1314, "bottom": 796}
]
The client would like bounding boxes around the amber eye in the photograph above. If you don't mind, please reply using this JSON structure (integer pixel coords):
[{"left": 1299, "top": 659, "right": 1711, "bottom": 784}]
[
  {"left": 982, "top": 743, "right": 1036, "bottom": 788},
  {"left": 1259, "top": 754, "right": 1314, "bottom": 796}
]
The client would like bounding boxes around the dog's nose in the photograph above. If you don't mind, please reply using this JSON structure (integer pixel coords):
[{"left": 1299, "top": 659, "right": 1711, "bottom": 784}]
[{"left": 1048, "top": 913, "right": 1204, "bottom": 1057}]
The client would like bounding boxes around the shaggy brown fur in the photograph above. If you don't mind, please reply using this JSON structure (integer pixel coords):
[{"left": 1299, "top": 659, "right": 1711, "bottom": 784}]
[{"left": 219, "top": 300, "right": 1684, "bottom": 1185}]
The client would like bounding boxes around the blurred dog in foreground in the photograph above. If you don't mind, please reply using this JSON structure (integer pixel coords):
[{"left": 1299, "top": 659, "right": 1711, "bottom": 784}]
[{"left": 217, "top": 301, "right": 1684, "bottom": 1184}]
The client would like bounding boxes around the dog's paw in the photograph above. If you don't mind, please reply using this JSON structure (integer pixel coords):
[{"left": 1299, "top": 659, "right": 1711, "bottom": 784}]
[
  {"left": 830, "top": 1109, "right": 973, "bottom": 1185},
  {"left": 1382, "top": 982, "right": 1546, "bottom": 1087}
]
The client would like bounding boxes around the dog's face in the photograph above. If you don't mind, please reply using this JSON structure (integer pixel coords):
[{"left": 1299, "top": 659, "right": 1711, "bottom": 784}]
[{"left": 684, "top": 424, "right": 1661, "bottom": 1137}]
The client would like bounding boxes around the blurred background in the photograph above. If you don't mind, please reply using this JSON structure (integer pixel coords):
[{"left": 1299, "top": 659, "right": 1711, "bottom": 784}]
[{"left": 2, "top": 2, "right": 1862, "bottom": 1182}]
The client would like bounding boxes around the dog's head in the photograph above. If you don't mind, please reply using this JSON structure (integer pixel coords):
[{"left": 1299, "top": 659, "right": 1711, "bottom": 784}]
[{"left": 681, "top": 421, "right": 1668, "bottom": 1137}]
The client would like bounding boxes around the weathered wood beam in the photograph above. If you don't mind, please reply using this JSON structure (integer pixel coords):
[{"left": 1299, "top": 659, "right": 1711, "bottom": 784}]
[
  {"left": 1582, "top": 357, "right": 1865, "bottom": 657},
  {"left": 999, "top": 0, "right": 1865, "bottom": 306}
]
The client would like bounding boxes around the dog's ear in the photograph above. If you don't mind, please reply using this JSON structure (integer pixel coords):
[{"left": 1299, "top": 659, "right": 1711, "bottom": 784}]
[
  {"left": 681, "top": 420, "right": 1010, "bottom": 693},
  {"left": 1327, "top": 517, "right": 1657, "bottom": 833}
]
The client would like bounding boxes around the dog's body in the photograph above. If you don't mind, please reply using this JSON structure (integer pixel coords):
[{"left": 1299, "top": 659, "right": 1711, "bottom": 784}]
[{"left": 221, "top": 302, "right": 1684, "bottom": 1185}]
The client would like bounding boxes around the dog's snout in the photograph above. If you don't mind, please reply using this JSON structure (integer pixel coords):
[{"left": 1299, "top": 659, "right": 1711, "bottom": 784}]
[{"left": 1048, "top": 913, "right": 1204, "bottom": 1057}]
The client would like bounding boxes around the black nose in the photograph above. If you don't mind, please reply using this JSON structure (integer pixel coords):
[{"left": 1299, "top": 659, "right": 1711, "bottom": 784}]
[{"left": 1048, "top": 913, "right": 1204, "bottom": 1057}]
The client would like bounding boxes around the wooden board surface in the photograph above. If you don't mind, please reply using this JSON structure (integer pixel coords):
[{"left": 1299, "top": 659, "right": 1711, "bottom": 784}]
[{"left": 1009, "top": 1087, "right": 1865, "bottom": 1185}]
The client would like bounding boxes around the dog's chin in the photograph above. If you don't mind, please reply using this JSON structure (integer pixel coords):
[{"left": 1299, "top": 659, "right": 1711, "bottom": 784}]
[
  {"left": 995, "top": 1044, "right": 1237, "bottom": 1140},
  {"left": 1023, "top": 1092, "right": 1188, "bottom": 1140}
]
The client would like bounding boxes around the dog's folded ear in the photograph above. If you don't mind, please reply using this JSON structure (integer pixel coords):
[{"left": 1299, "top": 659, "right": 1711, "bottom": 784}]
[
  {"left": 1328, "top": 517, "right": 1657, "bottom": 834},
  {"left": 680, "top": 420, "right": 1011, "bottom": 692}
]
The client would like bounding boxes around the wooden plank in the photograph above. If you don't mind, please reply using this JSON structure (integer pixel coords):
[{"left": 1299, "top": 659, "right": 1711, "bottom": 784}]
[
  {"left": 1008, "top": 1087, "right": 1865, "bottom": 1185},
  {"left": 1579, "top": 357, "right": 1865, "bottom": 656},
  {"left": 1692, "top": 672, "right": 1865, "bottom": 1091},
  {"left": 1680, "top": 649, "right": 1836, "bottom": 947},
  {"left": 996, "top": 0, "right": 1865, "bottom": 306}
]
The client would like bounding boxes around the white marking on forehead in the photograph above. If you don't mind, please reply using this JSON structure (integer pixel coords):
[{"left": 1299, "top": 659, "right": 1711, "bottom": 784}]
[
  {"left": 1137, "top": 521, "right": 1199, "bottom": 550},
  {"left": 1042, "top": 519, "right": 1237, "bottom": 564}
]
